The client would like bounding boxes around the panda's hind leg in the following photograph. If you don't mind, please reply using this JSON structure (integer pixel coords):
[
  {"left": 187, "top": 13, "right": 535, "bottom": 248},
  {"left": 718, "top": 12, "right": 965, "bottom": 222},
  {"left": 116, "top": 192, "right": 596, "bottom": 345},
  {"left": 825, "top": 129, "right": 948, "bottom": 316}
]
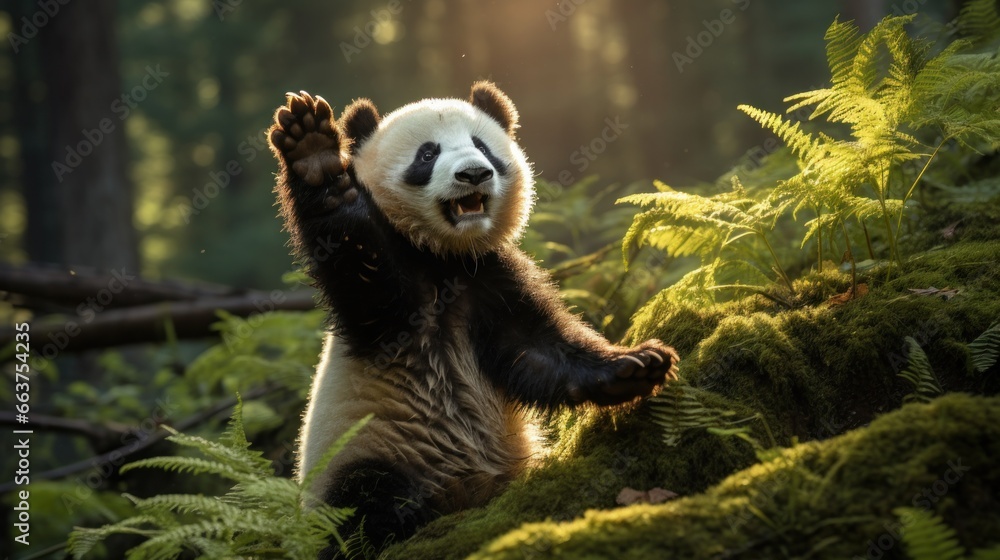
[{"left": 319, "top": 459, "right": 434, "bottom": 559}]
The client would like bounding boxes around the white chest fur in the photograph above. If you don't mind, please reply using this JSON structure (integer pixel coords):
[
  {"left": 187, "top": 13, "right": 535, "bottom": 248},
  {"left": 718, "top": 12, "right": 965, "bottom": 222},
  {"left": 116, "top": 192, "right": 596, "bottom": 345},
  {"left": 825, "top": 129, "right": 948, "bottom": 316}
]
[{"left": 298, "top": 331, "right": 536, "bottom": 511}]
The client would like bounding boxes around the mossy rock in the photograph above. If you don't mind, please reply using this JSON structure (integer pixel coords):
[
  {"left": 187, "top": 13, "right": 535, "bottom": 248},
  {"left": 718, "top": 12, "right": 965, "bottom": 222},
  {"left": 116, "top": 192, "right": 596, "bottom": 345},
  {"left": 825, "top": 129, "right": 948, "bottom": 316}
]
[
  {"left": 387, "top": 394, "right": 1000, "bottom": 559},
  {"left": 386, "top": 235, "right": 1000, "bottom": 559},
  {"left": 474, "top": 394, "right": 1000, "bottom": 559}
]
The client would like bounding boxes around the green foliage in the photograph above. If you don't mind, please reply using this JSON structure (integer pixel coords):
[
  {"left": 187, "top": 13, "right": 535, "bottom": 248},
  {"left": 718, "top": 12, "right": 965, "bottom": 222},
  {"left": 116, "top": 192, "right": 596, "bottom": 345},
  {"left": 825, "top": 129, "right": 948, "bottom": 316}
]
[
  {"left": 621, "top": 7, "right": 1000, "bottom": 315},
  {"left": 185, "top": 309, "right": 324, "bottom": 396},
  {"left": 895, "top": 506, "right": 1000, "bottom": 560},
  {"left": 897, "top": 337, "right": 943, "bottom": 403},
  {"left": 969, "top": 320, "right": 1000, "bottom": 373},
  {"left": 523, "top": 177, "right": 677, "bottom": 340},
  {"left": 619, "top": 178, "right": 791, "bottom": 304},
  {"left": 69, "top": 398, "right": 370, "bottom": 560},
  {"left": 650, "top": 383, "right": 757, "bottom": 446}
]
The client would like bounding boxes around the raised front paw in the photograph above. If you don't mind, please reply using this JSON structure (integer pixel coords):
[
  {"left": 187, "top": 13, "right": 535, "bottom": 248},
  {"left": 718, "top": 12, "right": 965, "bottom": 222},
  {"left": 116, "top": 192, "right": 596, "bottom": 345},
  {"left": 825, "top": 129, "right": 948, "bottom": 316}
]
[
  {"left": 269, "top": 91, "right": 346, "bottom": 188},
  {"left": 570, "top": 341, "right": 679, "bottom": 406}
]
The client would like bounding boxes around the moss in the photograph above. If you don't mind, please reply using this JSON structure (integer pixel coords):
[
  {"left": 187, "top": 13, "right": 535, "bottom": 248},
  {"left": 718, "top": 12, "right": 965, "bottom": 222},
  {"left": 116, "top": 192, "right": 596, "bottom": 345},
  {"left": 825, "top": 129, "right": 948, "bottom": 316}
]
[
  {"left": 385, "top": 406, "right": 756, "bottom": 560},
  {"left": 473, "top": 394, "right": 1000, "bottom": 559},
  {"left": 386, "top": 237, "right": 1000, "bottom": 559}
]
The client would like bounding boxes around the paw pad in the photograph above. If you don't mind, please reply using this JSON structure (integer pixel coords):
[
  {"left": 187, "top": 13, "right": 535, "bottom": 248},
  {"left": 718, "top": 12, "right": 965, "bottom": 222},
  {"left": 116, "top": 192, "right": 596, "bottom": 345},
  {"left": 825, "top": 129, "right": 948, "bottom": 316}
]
[{"left": 269, "top": 91, "right": 345, "bottom": 187}]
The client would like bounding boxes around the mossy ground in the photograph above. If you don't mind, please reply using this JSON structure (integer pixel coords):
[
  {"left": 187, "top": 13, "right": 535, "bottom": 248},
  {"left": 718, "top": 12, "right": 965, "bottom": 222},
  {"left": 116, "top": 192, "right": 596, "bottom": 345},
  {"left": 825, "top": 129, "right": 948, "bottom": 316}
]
[{"left": 385, "top": 202, "right": 1000, "bottom": 560}]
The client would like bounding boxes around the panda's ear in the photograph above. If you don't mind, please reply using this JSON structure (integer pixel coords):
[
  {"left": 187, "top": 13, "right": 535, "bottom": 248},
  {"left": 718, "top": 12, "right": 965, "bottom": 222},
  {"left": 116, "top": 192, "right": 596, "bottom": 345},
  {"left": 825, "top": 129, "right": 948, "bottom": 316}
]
[
  {"left": 340, "top": 98, "right": 381, "bottom": 154},
  {"left": 470, "top": 81, "right": 519, "bottom": 135}
]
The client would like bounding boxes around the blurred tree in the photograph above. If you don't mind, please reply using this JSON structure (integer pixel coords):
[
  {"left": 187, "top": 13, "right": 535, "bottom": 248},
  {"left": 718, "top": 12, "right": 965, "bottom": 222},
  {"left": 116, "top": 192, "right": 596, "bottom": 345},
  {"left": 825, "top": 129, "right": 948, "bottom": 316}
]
[{"left": 38, "top": 0, "right": 139, "bottom": 271}]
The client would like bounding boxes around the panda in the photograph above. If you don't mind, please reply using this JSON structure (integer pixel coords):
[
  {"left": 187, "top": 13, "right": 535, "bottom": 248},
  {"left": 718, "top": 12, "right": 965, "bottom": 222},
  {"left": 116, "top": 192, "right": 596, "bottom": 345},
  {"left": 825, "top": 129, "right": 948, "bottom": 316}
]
[{"left": 267, "top": 81, "right": 678, "bottom": 557}]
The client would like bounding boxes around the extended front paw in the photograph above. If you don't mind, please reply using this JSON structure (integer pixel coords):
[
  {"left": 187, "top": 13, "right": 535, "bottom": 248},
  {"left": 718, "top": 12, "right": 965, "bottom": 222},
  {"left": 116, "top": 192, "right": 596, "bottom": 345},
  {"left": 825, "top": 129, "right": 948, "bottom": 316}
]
[
  {"left": 269, "top": 91, "right": 348, "bottom": 189},
  {"left": 569, "top": 341, "right": 678, "bottom": 406}
]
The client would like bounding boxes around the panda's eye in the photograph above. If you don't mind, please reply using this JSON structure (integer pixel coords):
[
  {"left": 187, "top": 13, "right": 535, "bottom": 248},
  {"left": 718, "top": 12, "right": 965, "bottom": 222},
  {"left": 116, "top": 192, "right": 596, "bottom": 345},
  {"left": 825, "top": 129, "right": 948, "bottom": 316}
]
[
  {"left": 472, "top": 137, "right": 491, "bottom": 156},
  {"left": 421, "top": 150, "right": 436, "bottom": 162}
]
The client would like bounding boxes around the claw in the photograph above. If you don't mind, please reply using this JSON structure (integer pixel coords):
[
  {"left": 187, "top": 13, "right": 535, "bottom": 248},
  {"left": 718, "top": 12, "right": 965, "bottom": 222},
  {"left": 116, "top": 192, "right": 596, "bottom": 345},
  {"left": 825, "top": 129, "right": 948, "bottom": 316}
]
[
  {"left": 649, "top": 352, "right": 665, "bottom": 365},
  {"left": 289, "top": 94, "right": 310, "bottom": 116},
  {"left": 277, "top": 108, "right": 296, "bottom": 130},
  {"left": 622, "top": 355, "right": 645, "bottom": 368}
]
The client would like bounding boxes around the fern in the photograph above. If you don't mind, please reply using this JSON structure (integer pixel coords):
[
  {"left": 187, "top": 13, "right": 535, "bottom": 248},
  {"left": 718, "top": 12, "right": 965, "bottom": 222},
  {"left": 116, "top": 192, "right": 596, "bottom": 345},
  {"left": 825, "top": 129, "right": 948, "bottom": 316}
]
[
  {"left": 897, "top": 337, "right": 943, "bottom": 403},
  {"left": 895, "top": 507, "right": 966, "bottom": 560},
  {"left": 623, "top": 6, "right": 1000, "bottom": 318},
  {"left": 650, "top": 384, "right": 759, "bottom": 446},
  {"left": 619, "top": 178, "right": 793, "bottom": 303},
  {"left": 69, "top": 397, "right": 370, "bottom": 559},
  {"left": 969, "top": 321, "right": 1000, "bottom": 373},
  {"left": 956, "top": 0, "right": 1000, "bottom": 46}
]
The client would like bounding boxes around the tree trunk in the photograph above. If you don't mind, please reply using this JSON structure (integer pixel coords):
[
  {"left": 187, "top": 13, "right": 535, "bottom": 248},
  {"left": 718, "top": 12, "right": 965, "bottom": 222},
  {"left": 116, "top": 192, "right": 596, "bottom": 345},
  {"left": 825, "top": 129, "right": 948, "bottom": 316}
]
[
  {"left": 10, "top": 0, "right": 61, "bottom": 264},
  {"left": 40, "top": 0, "right": 139, "bottom": 272}
]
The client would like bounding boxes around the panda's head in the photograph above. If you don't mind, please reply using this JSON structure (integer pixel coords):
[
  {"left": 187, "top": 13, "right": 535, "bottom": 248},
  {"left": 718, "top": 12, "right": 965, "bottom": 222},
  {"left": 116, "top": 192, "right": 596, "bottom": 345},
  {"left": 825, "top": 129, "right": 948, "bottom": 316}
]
[{"left": 339, "top": 82, "right": 534, "bottom": 257}]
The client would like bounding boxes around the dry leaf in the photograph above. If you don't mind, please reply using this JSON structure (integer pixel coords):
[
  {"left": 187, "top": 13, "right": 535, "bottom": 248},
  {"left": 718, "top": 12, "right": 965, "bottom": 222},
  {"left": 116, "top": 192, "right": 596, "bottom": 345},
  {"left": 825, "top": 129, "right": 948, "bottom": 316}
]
[
  {"left": 826, "top": 283, "right": 869, "bottom": 306},
  {"left": 616, "top": 488, "right": 646, "bottom": 506},
  {"left": 616, "top": 487, "right": 679, "bottom": 505},
  {"left": 941, "top": 220, "right": 962, "bottom": 240},
  {"left": 646, "top": 488, "right": 679, "bottom": 503}
]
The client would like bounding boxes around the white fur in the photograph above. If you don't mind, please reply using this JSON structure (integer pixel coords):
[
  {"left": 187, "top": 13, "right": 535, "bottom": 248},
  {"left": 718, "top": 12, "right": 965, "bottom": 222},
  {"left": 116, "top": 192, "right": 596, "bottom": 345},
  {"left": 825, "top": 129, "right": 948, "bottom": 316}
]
[{"left": 352, "top": 98, "right": 535, "bottom": 256}]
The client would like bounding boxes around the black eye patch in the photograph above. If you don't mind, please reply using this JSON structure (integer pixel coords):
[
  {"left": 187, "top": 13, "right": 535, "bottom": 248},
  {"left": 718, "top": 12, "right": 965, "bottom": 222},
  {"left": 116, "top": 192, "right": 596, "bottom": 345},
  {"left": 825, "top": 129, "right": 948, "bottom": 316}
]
[
  {"left": 472, "top": 136, "right": 508, "bottom": 176},
  {"left": 404, "top": 142, "right": 441, "bottom": 186}
]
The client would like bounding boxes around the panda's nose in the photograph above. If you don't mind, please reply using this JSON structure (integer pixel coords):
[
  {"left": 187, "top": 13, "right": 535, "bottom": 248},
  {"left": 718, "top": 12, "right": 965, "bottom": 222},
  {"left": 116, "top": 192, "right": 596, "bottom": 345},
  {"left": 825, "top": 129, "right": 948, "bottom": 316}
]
[{"left": 455, "top": 167, "right": 493, "bottom": 186}]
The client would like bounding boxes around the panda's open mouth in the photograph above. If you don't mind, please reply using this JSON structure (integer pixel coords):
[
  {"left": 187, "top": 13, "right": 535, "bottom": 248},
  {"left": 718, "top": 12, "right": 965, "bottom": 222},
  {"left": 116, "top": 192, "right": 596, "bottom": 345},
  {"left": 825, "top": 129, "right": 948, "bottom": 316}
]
[{"left": 444, "top": 192, "right": 489, "bottom": 224}]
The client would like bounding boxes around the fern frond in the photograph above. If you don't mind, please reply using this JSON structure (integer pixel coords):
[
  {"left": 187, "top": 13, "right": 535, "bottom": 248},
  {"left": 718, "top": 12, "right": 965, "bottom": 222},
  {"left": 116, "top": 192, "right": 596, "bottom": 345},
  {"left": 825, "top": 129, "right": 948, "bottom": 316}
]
[
  {"left": 69, "top": 515, "right": 162, "bottom": 559},
  {"left": 956, "top": 0, "right": 1000, "bottom": 45},
  {"left": 160, "top": 430, "right": 273, "bottom": 476},
  {"left": 894, "top": 507, "right": 966, "bottom": 560},
  {"left": 738, "top": 105, "right": 825, "bottom": 163},
  {"left": 969, "top": 321, "right": 1000, "bottom": 373},
  {"left": 126, "top": 520, "right": 241, "bottom": 560},
  {"left": 70, "top": 396, "right": 362, "bottom": 559},
  {"left": 135, "top": 493, "right": 253, "bottom": 518},
  {"left": 897, "top": 337, "right": 942, "bottom": 403},
  {"left": 825, "top": 16, "right": 865, "bottom": 87},
  {"left": 650, "top": 384, "right": 755, "bottom": 446},
  {"left": 120, "top": 456, "right": 254, "bottom": 482}
]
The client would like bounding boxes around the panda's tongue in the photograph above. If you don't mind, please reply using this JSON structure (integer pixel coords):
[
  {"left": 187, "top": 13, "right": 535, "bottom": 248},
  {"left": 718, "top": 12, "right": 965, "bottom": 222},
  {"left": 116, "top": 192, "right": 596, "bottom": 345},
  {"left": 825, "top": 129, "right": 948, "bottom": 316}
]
[{"left": 455, "top": 193, "right": 485, "bottom": 216}]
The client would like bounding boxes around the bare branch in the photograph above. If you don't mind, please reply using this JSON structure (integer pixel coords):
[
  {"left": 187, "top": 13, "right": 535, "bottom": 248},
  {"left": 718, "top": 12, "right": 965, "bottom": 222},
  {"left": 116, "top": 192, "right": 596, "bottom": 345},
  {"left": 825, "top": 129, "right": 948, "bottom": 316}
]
[
  {"left": 0, "top": 385, "right": 283, "bottom": 493},
  {"left": 0, "top": 291, "right": 317, "bottom": 353}
]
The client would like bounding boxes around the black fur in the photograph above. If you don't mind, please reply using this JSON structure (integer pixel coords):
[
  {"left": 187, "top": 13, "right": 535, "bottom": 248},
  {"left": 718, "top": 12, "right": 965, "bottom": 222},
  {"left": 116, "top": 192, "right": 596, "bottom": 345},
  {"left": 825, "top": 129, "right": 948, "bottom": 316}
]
[
  {"left": 268, "top": 89, "right": 676, "bottom": 556},
  {"left": 319, "top": 459, "right": 432, "bottom": 559},
  {"left": 403, "top": 141, "right": 440, "bottom": 186},
  {"left": 340, "top": 98, "right": 381, "bottom": 155},
  {"left": 472, "top": 135, "right": 509, "bottom": 176}
]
